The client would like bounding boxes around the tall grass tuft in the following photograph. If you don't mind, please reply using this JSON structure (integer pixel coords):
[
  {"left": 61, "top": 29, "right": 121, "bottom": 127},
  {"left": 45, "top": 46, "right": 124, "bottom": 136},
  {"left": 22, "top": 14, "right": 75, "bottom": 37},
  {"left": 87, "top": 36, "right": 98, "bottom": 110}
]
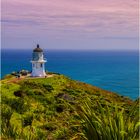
[{"left": 77, "top": 98, "right": 139, "bottom": 140}]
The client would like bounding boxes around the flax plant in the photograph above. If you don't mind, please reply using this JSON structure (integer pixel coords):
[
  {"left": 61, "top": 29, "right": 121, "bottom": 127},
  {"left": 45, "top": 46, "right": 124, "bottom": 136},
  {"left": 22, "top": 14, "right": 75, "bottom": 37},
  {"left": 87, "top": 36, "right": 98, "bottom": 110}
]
[{"left": 78, "top": 98, "right": 139, "bottom": 140}]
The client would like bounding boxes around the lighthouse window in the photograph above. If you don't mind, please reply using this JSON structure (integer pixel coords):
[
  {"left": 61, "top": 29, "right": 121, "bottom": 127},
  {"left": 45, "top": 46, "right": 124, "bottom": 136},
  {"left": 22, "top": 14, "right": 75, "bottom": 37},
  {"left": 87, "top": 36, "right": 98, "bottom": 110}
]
[{"left": 41, "top": 64, "right": 43, "bottom": 67}]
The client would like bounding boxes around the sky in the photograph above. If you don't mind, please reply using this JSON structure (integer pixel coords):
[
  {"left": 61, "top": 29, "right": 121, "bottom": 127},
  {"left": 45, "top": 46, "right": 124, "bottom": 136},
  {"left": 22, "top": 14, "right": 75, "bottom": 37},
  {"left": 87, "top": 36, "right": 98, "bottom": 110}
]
[{"left": 1, "top": 0, "right": 139, "bottom": 50}]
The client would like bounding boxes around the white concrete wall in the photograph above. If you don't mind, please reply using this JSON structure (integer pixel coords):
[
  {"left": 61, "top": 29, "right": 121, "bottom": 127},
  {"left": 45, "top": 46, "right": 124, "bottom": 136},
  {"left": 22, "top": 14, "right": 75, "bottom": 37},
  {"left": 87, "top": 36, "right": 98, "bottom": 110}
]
[{"left": 31, "top": 62, "right": 46, "bottom": 77}]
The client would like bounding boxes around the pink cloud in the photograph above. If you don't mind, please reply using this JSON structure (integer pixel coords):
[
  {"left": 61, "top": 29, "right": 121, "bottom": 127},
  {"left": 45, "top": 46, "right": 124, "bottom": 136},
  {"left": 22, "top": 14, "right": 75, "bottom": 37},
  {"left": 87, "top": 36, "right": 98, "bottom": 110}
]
[{"left": 2, "top": 0, "right": 138, "bottom": 39}]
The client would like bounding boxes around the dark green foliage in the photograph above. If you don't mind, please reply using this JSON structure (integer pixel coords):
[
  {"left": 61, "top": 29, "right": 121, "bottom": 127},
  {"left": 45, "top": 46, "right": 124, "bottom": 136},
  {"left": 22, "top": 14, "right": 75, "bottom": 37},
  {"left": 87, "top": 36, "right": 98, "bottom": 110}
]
[
  {"left": 42, "top": 83, "right": 54, "bottom": 92},
  {"left": 63, "top": 88, "right": 78, "bottom": 95},
  {"left": 5, "top": 98, "right": 29, "bottom": 114},
  {"left": 77, "top": 98, "right": 139, "bottom": 140},
  {"left": 1, "top": 104, "right": 13, "bottom": 127},
  {"left": 14, "top": 90, "right": 25, "bottom": 97},
  {"left": 22, "top": 114, "right": 33, "bottom": 127},
  {"left": 53, "top": 127, "right": 68, "bottom": 139},
  {"left": 33, "top": 89, "right": 45, "bottom": 96},
  {"left": 56, "top": 104, "right": 64, "bottom": 113},
  {"left": 41, "top": 122, "right": 57, "bottom": 131},
  {"left": 21, "top": 80, "right": 54, "bottom": 92},
  {"left": 13, "top": 99, "right": 28, "bottom": 113},
  {"left": 1, "top": 124, "right": 19, "bottom": 139},
  {"left": 1, "top": 104, "right": 19, "bottom": 139}
]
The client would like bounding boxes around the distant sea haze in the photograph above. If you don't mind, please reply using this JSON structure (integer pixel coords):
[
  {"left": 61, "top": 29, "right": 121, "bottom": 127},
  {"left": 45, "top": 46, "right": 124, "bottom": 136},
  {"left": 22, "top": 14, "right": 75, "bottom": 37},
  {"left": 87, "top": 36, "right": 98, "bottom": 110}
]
[{"left": 1, "top": 49, "right": 139, "bottom": 100}]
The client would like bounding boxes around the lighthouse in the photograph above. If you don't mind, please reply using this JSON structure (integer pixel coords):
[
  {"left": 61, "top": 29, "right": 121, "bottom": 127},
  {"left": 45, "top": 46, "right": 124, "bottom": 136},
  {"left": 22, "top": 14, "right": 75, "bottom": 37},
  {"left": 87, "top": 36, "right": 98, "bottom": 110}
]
[{"left": 31, "top": 44, "right": 47, "bottom": 77}]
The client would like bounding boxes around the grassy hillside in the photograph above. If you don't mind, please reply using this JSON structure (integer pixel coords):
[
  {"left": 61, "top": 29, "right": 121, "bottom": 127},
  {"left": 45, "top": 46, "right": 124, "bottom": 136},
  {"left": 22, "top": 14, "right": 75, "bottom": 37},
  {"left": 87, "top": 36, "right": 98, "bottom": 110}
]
[{"left": 1, "top": 74, "right": 139, "bottom": 140}]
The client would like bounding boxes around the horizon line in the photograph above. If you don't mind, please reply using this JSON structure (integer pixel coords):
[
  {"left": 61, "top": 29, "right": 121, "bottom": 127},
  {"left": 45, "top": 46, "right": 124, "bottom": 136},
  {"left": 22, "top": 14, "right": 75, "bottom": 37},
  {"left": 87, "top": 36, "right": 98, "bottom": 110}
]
[{"left": 1, "top": 48, "right": 139, "bottom": 52}]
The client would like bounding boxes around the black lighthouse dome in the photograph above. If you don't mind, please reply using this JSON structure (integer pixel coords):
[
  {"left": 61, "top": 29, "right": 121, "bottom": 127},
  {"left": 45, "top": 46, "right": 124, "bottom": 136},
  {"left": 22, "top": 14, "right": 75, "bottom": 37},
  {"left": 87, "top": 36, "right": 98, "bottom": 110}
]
[{"left": 33, "top": 44, "right": 43, "bottom": 52}]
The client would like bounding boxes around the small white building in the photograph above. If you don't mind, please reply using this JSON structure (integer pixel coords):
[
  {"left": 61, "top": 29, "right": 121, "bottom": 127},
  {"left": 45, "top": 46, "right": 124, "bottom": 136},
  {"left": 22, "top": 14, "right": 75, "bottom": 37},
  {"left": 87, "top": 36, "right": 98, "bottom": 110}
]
[{"left": 31, "top": 44, "right": 47, "bottom": 77}]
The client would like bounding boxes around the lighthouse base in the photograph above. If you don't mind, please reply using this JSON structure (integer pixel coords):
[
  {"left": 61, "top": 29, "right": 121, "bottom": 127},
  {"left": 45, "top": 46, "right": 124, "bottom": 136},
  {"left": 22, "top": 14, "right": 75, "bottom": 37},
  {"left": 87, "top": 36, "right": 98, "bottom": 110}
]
[{"left": 31, "top": 70, "right": 46, "bottom": 77}]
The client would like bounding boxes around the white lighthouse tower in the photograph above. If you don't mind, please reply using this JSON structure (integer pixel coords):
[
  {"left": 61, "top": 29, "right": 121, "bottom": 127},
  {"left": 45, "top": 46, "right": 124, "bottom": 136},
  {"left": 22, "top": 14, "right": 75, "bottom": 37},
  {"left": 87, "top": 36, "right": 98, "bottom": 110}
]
[{"left": 31, "top": 44, "right": 47, "bottom": 77}]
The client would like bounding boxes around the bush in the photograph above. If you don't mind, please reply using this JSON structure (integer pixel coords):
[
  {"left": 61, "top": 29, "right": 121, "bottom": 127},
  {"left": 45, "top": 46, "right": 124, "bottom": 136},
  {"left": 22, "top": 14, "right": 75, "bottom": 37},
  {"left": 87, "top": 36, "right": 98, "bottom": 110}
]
[
  {"left": 4, "top": 98, "right": 30, "bottom": 114},
  {"left": 14, "top": 90, "right": 25, "bottom": 97},
  {"left": 33, "top": 89, "right": 45, "bottom": 96},
  {"left": 1, "top": 104, "right": 13, "bottom": 127},
  {"left": 53, "top": 127, "right": 68, "bottom": 139},
  {"left": 22, "top": 114, "right": 33, "bottom": 127},
  {"left": 41, "top": 122, "right": 57, "bottom": 131},
  {"left": 77, "top": 98, "right": 139, "bottom": 140},
  {"left": 42, "top": 84, "right": 54, "bottom": 92},
  {"left": 63, "top": 88, "right": 77, "bottom": 95},
  {"left": 56, "top": 104, "right": 64, "bottom": 113}
]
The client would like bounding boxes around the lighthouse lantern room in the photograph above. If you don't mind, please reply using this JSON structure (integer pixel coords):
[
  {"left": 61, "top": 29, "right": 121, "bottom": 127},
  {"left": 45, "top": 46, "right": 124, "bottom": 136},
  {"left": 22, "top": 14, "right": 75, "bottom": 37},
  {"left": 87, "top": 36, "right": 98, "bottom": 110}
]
[{"left": 31, "top": 44, "right": 47, "bottom": 77}]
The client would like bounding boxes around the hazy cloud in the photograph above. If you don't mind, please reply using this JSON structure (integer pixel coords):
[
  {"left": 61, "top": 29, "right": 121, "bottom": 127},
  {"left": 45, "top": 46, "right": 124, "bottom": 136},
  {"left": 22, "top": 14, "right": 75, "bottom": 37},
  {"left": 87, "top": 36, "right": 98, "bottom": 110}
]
[{"left": 1, "top": 0, "right": 139, "bottom": 49}]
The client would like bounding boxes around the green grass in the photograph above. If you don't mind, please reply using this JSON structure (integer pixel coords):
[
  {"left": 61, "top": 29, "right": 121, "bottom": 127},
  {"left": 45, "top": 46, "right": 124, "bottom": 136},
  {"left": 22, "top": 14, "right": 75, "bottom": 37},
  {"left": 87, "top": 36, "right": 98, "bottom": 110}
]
[
  {"left": 1, "top": 74, "right": 139, "bottom": 139},
  {"left": 76, "top": 98, "right": 139, "bottom": 140}
]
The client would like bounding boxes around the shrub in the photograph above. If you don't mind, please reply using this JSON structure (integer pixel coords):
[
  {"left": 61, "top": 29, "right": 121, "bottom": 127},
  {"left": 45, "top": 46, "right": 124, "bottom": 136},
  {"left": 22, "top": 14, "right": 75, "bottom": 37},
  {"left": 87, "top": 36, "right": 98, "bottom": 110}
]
[
  {"left": 1, "top": 104, "right": 19, "bottom": 139},
  {"left": 22, "top": 114, "right": 33, "bottom": 127},
  {"left": 63, "top": 88, "right": 78, "bottom": 95},
  {"left": 1, "top": 104, "right": 13, "bottom": 127},
  {"left": 56, "top": 105, "right": 64, "bottom": 113},
  {"left": 53, "top": 127, "right": 68, "bottom": 139},
  {"left": 77, "top": 98, "right": 139, "bottom": 140},
  {"left": 41, "top": 122, "right": 57, "bottom": 131},
  {"left": 33, "top": 89, "right": 45, "bottom": 96},
  {"left": 14, "top": 90, "right": 25, "bottom": 97},
  {"left": 42, "top": 84, "right": 54, "bottom": 92},
  {"left": 4, "top": 98, "right": 30, "bottom": 114}
]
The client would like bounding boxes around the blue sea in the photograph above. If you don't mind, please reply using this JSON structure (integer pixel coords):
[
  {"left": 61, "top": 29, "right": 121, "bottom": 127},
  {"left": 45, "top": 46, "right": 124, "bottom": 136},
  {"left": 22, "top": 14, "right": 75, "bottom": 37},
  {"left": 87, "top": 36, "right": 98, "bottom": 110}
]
[{"left": 1, "top": 49, "right": 139, "bottom": 100}]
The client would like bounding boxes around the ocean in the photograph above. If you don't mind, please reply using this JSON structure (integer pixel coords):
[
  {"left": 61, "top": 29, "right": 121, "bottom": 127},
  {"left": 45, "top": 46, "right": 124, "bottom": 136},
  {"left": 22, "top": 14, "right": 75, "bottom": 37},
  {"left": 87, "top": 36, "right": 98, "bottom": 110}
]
[{"left": 1, "top": 49, "right": 139, "bottom": 100}]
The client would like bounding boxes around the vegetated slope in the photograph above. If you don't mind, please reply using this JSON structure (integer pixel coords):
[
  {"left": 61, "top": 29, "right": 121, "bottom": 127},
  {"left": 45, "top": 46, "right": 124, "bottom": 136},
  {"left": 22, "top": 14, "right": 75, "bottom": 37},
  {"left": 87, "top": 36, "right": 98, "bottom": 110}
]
[{"left": 1, "top": 74, "right": 136, "bottom": 140}]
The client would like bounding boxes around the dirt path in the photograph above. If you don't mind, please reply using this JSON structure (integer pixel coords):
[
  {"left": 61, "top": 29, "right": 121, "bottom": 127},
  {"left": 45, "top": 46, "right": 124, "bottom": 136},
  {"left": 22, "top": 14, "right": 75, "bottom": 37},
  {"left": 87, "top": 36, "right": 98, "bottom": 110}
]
[{"left": 4, "top": 74, "right": 55, "bottom": 84}]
